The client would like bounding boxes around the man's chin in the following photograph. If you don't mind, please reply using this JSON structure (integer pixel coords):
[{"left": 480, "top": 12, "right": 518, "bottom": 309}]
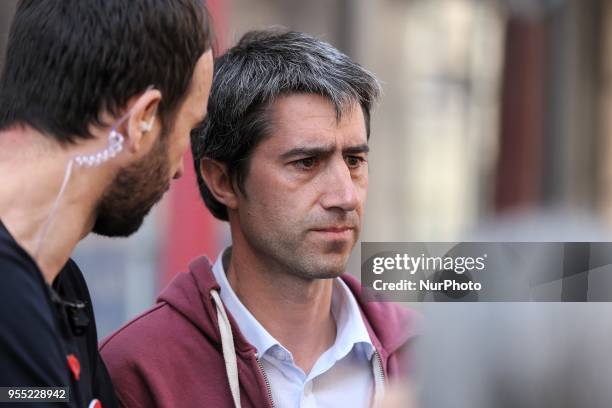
[
  {"left": 302, "top": 253, "right": 351, "bottom": 279},
  {"left": 92, "top": 212, "right": 147, "bottom": 237},
  {"left": 91, "top": 185, "right": 166, "bottom": 238}
]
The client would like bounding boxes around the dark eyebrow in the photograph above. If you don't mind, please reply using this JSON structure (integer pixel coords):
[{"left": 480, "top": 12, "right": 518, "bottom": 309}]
[
  {"left": 280, "top": 143, "right": 369, "bottom": 160},
  {"left": 279, "top": 145, "right": 335, "bottom": 160},
  {"left": 343, "top": 144, "right": 369, "bottom": 155}
]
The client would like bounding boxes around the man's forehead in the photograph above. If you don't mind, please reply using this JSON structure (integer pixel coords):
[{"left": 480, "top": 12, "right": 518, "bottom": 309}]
[{"left": 265, "top": 94, "right": 367, "bottom": 148}]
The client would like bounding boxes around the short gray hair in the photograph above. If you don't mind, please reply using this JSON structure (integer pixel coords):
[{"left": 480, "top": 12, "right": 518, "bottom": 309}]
[{"left": 191, "top": 29, "right": 381, "bottom": 221}]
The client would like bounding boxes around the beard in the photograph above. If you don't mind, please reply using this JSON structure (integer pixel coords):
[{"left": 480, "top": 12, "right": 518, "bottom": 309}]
[{"left": 92, "top": 134, "right": 170, "bottom": 237}]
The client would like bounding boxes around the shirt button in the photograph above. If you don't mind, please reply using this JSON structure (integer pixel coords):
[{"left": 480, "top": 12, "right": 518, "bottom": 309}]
[
  {"left": 304, "top": 381, "right": 313, "bottom": 394},
  {"left": 301, "top": 384, "right": 316, "bottom": 408}
]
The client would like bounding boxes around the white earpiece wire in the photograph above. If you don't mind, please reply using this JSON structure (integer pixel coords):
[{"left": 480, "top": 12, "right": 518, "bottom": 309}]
[{"left": 34, "top": 85, "right": 156, "bottom": 261}]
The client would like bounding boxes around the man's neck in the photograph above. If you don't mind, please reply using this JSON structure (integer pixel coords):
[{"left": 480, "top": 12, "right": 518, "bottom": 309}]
[
  {"left": 0, "top": 128, "right": 109, "bottom": 283},
  {"left": 225, "top": 246, "right": 337, "bottom": 374}
]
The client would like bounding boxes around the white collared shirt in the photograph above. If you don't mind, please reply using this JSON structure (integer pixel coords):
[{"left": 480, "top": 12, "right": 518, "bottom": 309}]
[{"left": 212, "top": 248, "right": 376, "bottom": 408}]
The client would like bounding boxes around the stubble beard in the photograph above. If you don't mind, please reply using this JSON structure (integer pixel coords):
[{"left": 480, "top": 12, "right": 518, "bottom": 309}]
[
  {"left": 244, "top": 218, "right": 359, "bottom": 282},
  {"left": 92, "top": 135, "right": 170, "bottom": 237}
]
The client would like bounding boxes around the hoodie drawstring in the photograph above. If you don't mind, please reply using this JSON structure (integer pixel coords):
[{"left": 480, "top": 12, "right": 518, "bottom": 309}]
[
  {"left": 211, "top": 289, "right": 242, "bottom": 408},
  {"left": 211, "top": 289, "right": 387, "bottom": 408}
]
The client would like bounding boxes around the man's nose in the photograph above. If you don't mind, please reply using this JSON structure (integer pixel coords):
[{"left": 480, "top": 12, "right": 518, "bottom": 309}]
[{"left": 319, "top": 159, "right": 359, "bottom": 212}]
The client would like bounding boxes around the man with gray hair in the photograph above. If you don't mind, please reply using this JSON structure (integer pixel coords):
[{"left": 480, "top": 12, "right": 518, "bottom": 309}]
[{"left": 101, "top": 29, "right": 418, "bottom": 407}]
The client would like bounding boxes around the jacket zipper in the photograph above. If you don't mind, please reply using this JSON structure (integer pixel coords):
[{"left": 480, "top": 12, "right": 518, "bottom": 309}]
[
  {"left": 256, "top": 356, "right": 275, "bottom": 408},
  {"left": 372, "top": 350, "right": 386, "bottom": 406},
  {"left": 374, "top": 350, "right": 385, "bottom": 381}
]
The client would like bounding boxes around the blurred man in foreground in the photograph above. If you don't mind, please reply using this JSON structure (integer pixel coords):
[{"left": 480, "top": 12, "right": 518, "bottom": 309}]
[
  {"left": 101, "top": 30, "right": 419, "bottom": 407},
  {"left": 0, "top": 1, "right": 213, "bottom": 406},
  {"left": 416, "top": 303, "right": 612, "bottom": 408}
]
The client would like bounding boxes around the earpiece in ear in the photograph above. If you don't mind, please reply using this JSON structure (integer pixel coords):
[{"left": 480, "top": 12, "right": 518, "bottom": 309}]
[
  {"left": 139, "top": 116, "right": 155, "bottom": 133},
  {"left": 74, "top": 129, "right": 124, "bottom": 167}
]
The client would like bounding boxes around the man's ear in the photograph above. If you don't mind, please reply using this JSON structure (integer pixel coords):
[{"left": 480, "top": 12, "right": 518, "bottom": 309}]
[
  {"left": 124, "top": 88, "right": 162, "bottom": 153},
  {"left": 200, "top": 158, "right": 239, "bottom": 210}
]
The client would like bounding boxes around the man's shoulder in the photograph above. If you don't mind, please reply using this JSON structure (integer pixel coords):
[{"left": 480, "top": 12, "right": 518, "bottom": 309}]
[
  {"left": 0, "top": 238, "right": 69, "bottom": 386},
  {"left": 98, "top": 303, "right": 179, "bottom": 408},
  {"left": 100, "top": 298, "right": 218, "bottom": 365},
  {"left": 0, "top": 233, "right": 54, "bottom": 331},
  {"left": 101, "top": 261, "right": 220, "bottom": 365},
  {"left": 99, "top": 299, "right": 236, "bottom": 408},
  {"left": 100, "top": 302, "right": 173, "bottom": 355}
]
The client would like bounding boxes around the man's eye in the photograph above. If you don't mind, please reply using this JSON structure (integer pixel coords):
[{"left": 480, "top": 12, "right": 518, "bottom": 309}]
[
  {"left": 345, "top": 156, "right": 366, "bottom": 168},
  {"left": 293, "top": 157, "right": 317, "bottom": 170}
]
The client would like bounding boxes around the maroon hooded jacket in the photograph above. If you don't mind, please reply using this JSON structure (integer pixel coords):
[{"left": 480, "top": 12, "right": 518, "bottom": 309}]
[{"left": 100, "top": 256, "right": 420, "bottom": 407}]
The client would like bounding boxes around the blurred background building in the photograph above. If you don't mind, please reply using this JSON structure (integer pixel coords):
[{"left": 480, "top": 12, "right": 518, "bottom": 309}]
[{"left": 1, "top": 0, "right": 611, "bottom": 337}]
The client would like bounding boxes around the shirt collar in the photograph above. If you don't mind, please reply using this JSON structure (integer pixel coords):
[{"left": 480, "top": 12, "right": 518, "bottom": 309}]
[
  {"left": 212, "top": 247, "right": 375, "bottom": 361},
  {"left": 212, "top": 247, "right": 278, "bottom": 358},
  {"left": 331, "top": 278, "right": 375, "bottom": 361}
]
